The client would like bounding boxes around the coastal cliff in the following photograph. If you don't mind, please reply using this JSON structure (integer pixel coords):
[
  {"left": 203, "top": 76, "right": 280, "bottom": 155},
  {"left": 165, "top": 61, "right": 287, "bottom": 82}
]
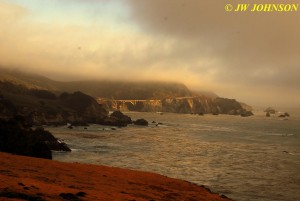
[{"left": 98, "top": 97, "right": 253, "bottom": 116}]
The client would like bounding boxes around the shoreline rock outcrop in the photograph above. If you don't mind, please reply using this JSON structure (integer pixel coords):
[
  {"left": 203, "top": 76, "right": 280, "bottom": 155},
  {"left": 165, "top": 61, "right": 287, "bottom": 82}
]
[{"left": 0, "top": 116, "right": 71, "bottom": 160}]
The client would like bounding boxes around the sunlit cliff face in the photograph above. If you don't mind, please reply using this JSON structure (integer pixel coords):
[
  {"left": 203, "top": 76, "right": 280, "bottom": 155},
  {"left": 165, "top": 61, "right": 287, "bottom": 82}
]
[{"left": 0, "top": 0, "right": 300, "bottom": 108}]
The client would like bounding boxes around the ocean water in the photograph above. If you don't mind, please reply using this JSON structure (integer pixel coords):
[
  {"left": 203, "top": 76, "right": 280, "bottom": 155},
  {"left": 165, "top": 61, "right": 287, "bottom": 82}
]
[{"left": 50, "top": 110, "right": 300, "bottom": 201}]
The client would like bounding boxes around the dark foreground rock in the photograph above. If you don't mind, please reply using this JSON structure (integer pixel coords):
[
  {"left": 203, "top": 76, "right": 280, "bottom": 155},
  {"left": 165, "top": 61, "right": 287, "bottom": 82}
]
[
  {"left": 0, "top": 116, "right": 71, "bottom": 159},
  {"left": 34, "top": 127, "right": 71, "bottom": 152}
]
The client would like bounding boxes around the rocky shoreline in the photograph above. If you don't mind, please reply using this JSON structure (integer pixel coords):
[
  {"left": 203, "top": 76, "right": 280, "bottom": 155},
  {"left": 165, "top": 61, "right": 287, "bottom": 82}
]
[
  {"left": 0, "top": 111, "right": 150, "bottom": 159},
  {"left": 0, "top": 152, "right": 232, "bottom": 201},
  {"left": 0, "top": 80, "right": 149, "bottom": 159}
]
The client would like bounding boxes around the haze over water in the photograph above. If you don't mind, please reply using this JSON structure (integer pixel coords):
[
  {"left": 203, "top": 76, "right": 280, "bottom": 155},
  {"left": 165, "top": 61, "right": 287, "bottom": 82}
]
[{"left": 52, "top": 110, "right": 300, "bottom": 201}]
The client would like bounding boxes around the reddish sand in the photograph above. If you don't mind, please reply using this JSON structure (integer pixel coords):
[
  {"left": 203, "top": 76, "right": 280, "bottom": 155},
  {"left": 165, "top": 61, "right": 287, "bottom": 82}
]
[{"left": 0, "top": 152, "right": 232, "bottom": 201}]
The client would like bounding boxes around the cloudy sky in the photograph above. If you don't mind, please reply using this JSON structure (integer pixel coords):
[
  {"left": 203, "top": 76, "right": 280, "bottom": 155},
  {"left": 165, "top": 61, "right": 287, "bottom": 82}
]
[{"left": 0, "top": 0, "right": 299, "bottom": 108}]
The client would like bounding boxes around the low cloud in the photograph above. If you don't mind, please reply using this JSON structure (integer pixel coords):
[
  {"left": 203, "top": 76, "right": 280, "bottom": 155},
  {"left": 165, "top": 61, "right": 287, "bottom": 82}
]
[
  {"left": 125, "top": 0, "right": 300, "bottom": 107},
  {"left": 0, "top": 0, "right": 299, "bottom": 107}
]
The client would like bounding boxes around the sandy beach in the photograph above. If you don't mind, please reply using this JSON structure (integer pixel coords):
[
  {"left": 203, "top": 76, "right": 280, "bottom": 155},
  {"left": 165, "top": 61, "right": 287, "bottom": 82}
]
[{"left": 0, "top": 152, "right": 231, "bottom": 201}]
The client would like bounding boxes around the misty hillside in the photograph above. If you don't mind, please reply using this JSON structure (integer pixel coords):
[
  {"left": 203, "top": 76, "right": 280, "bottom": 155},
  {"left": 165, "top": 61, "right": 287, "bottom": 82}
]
[
  {"left": 0, "top": 68, "right": 58, "bottom": 91},
  {"left": 56, "top": 81, "right": 192, "bottom": 100},
  {"left": 0, "top": 68, "right": 193, "bottom": 99}
]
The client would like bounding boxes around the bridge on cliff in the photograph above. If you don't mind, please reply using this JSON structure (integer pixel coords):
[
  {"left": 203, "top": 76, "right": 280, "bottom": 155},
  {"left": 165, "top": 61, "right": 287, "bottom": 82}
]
[
  {"left": 97, "top": 99, "right": 159, "bottom": 105},
  {"left": 96, "top": 97, "right": 198, "bottom": 104}
]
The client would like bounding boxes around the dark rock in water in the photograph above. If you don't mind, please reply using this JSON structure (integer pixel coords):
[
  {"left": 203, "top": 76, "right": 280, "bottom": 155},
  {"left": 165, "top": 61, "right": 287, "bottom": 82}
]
[
  {"left": 110, "top": 111, "right": 131, "bottom": 122},
  {"left": 278, "top": 112, "right": 290, "bottom": 118},
  {"left": 134, "top": 119, "right": 148, "bottom": 126},
  {"left": 152, "top": 121, "right": 156, "bottom": 124},
  {"left": 240, "top": 111, "right": 254, "bottom": 117},
  {"left": 101, "top": 111, "right": 132, "bottom": 127},
  {"left": 266, "top": 112, "right": 271, "bottom": 117}
]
